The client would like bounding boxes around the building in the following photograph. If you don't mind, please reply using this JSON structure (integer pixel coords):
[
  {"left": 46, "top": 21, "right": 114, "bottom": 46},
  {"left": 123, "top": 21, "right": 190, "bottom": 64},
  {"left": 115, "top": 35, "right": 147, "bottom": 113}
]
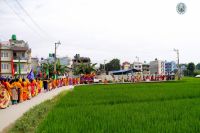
[
  {"left": 31, "top": 57, "right": 39, "bottom": 69},
  {"left": 72, "top": 54, "right": 91, "bottom": 69},
  {"left": 180, "top": 64, "right": 187, "bottom": 76},
  {"left": 0, "top": 35, "right": 31, "bottom": 77},
  {"left": 149, "top": 59, "right": 165, "bottom": 75},
  {"left": 59, "top": 56, "right": 71, "bottom": 67},
  {"left": 142, "top": 62, "right": 150, "bottom": 75},
  {"left": 165, "top": 61, "right": 177, "bottom": 74},
  {"left": 31, "top": 57, "right": 40, "bottom": 75},
  {"left": 122, "top": 61, "right": 131, "bottom": 70},
  {"left": 131, "top": 62, "right": 143, "bottom": 71},
  {"left": 0, "top": 41, "right": 13, "bottom": 77},
  {"left": 40, "top": 56, "right": 71, "bottom": 67}
]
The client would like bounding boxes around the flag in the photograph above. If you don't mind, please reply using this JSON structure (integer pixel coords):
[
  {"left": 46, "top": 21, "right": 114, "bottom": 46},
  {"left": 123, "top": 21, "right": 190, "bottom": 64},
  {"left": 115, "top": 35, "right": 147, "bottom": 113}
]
[
  {"left": 27, "top": 69, "right": 34, "bottom": 80},
  {"left": 11, "top": 57, "right": 15, "bottom": 77},
  {"left": 46, "top": 68, "right": 49, "bottom": 76}
]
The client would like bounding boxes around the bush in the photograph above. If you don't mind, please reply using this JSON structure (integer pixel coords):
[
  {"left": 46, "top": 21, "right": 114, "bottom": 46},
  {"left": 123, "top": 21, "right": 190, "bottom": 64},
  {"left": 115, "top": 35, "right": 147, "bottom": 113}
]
[{"left": 194, "top": 70, "right": 200, "bottom": 76}]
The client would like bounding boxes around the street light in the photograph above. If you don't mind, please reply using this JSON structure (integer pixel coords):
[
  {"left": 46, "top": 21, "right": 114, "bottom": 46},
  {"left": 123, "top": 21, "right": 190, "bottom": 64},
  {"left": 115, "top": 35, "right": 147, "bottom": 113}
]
[{"left": 174, "top": 48, "right": 180, "bottom": 80}]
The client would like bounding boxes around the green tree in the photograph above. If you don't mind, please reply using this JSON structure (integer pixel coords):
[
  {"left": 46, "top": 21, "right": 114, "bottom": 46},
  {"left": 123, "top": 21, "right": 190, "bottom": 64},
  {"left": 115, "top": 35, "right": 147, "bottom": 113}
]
[
  {"left": 41, "top": 59, "right": 70, "bottom": 78},
  {"left": 196, "top": 63, "right": 200, "bottom": 70},
  {"left": 105, "top": 59, "right": 120, "bottom": 73},
  {"left": 187, "top": 62, "right": 195, "bottom": 76},
  {"left": 73, "top": 62, "right": 97, "bottom": 75}
]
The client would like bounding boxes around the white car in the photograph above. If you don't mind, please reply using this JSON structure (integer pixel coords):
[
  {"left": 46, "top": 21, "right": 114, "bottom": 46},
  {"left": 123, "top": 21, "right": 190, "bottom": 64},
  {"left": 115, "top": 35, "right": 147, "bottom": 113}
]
[
  {"left": 94, "top": 77, "right": 102, "bottom": 83},
  {"left": 195, "top": 75, "right": 200, "bottom": 78}
]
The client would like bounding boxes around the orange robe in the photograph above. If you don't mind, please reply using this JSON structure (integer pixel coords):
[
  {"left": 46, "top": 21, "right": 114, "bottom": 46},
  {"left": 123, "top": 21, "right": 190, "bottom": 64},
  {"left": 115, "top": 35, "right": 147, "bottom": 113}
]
[
  {"left": 22, "top": 81, "right": 29, "bottom": 101},
  {"left": 5, "top": 82, "right": 12, "bottom": 96},
  {"left": 15, "top": 82, "right": 23, "bottom": 102}
]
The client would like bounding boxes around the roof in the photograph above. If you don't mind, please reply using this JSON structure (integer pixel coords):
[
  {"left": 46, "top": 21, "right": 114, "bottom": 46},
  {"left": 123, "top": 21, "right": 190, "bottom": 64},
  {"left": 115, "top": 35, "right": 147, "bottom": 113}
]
[
  {"left": 110, "top": 68, "right": 141, "bottom": 75},
  {"left": 122, "top": 61, "right": 130, "bottom": 65}
]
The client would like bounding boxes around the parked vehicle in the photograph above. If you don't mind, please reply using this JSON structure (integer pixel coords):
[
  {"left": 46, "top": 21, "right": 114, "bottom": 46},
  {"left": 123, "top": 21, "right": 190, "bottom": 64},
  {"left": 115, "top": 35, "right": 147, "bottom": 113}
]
[
  {"left": 93, "top": 77, "right": 102, "bottom": 83},
  {"left": 195, "top": 75, "right": 200, "bottom": 78}
]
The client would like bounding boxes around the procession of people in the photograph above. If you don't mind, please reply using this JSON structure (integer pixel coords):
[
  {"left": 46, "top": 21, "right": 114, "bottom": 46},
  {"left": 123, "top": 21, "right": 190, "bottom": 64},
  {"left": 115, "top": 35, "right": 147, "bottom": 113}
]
[{"left": 0, "top": 76, "right": 80, "bottom": 109}]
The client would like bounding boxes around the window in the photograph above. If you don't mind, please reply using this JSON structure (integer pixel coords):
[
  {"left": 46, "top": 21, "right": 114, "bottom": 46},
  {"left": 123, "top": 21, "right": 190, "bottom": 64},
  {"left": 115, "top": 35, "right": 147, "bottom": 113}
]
[
  {"left": 5, "top": 52, "right": 8, "bottom": 57},
  {"left": 1, "top": 63, "right": 9, "bottom": 70},
  {"left": 20, "top": 64, "right": 25, "bottom": 70},
  {"left": 22, "top": 53, "right": 25, "bottom": 58},
  {"left": 1, "top": 51, "right": 9, "bottom": 58}
]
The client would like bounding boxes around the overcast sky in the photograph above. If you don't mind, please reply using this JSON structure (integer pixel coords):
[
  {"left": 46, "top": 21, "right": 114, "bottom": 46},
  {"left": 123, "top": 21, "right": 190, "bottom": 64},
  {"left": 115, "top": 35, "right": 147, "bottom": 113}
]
[{"left": 0, "top": 0, "right": 199, "bottom": 65}]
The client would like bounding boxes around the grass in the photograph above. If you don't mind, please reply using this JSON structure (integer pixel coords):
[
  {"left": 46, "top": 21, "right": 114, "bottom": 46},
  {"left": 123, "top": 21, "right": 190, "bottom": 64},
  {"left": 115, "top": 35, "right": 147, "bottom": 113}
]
[
  {"left": 10, "top": 78, "right": 200, "bottom": 133},
  {"left": 8, "top": 91, "right": 67, "bottom": 133}
]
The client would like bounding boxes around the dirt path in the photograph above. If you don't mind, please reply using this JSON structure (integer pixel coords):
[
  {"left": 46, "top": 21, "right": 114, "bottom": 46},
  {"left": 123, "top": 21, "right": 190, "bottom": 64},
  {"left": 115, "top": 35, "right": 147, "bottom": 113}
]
[{"left": 0, "top": 86, "right": 72, "bottom": 132}]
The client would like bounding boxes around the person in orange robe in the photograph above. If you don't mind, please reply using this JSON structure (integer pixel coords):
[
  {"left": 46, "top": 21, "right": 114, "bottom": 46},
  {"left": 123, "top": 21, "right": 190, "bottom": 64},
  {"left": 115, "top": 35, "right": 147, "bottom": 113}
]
[
  {"left": 33, "top": 79, "right": 38, "bottom": 96},
  {"left": 22, "top": 78, "right": 28, "bottom": 101},
  {"left": 5, "top": 79, "right": 12, "bottom": 97},
  {"left": 14, "top": 78, "right": 23, "bottom": 103},
  {"left": 30, "top": 79, "right": 36, "bottom": 97},
  {"left": 25, "top": 79, "right": 31, "bottom": 99},
  {"left": 0, "top": 81, "right": 11, "bottom": 108},
  {"left": 56, "top": 79, "right": 59, "bottom": 88},
  {"left": 39, "top": 79, "right": 43, "bottom": 91},
  {"left": 36, "top": 79, "right": 41, "bottom": 93},
  {"left": 52, "top": 79, "right": 56, "bottom": 89}
]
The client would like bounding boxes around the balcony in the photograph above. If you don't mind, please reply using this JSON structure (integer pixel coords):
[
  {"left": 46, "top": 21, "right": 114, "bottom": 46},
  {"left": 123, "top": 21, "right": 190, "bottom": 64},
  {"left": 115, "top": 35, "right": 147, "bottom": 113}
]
[{"left": 13, "top": 57, "right": 28, "bottom": 63}]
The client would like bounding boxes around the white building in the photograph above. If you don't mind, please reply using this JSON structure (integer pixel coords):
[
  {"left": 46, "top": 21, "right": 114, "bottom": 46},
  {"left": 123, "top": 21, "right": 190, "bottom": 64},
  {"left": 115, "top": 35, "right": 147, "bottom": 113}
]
[
  {"left": 131, "top": 62, "right": 143, "bottom": 71},
  {"left": 59, "top": 56, "right": 71, "bottom": 67},
  {"left": 149, "top": 59, "right": 165, "bottom": 75},
  {"left": 40, "top": 56, "right": 71, "bottom": 67}
]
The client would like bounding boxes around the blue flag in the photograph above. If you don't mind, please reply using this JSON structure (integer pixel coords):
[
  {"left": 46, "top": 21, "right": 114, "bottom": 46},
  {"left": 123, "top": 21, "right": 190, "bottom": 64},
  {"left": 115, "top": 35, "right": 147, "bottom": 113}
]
[{"left": 27, "top": 69, "right": 34, "bottom": 80}]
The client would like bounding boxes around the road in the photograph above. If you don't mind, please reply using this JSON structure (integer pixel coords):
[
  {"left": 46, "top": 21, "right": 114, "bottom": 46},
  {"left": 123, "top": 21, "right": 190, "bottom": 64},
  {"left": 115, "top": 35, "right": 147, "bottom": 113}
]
[{"left": 0, "top": 86, "right": 72, "bottom": 132}]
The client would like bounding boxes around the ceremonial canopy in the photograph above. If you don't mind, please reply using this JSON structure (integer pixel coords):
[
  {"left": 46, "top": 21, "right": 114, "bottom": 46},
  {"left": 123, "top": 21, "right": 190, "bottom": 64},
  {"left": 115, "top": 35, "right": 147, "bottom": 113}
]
[{"left": 110, "top": 69, "right": 140, "bottom": 75}]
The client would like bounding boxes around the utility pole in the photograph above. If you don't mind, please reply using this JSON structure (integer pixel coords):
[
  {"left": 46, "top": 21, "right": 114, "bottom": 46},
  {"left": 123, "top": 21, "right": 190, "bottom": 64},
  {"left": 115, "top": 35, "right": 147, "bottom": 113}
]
[
  {"left": 174, "top": 49, "right": 180, "bottom": 80},
  {"left": 17, "top": 56, "right": 21, "bottom": 78},
  {"left": 54, "top": 41, "right": 61, "bottom": 79}
]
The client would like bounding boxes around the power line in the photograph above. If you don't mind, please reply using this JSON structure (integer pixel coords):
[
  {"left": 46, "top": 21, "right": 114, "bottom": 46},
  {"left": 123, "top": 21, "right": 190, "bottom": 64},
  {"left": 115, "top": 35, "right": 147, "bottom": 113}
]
[
  {"left": 14, "top": 0, "right": 55, "bottom": 40},
  {"left": 3, "top": 0, "right": 44, "bottom": 38}
]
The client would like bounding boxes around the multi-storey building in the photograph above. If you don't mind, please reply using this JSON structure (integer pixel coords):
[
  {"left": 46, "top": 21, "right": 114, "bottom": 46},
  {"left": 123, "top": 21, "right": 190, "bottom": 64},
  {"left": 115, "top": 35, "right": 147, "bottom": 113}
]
[
  {"left": 149, "top": 59, "right": 165, "bottom": 75},
  {"left": 72, "top": 54, "right": 91, "bottom": 69},
  {"left": 31, "top": 57, "right": 40, "bottom": 73},
  {"left": 131, "top": 62, "right": 143, "bottom": 71},
  {"left": 142, "top": 62, "right": 150, "bottom": 75},
  {"left": 122, "top": 61, "right": 131, "bottom": 70},
  {"left": 0, "top": 36, "right": 31, "bottom": 77},
  {"left": 165, "top": 61, "right": 177, "bottom": 74}
]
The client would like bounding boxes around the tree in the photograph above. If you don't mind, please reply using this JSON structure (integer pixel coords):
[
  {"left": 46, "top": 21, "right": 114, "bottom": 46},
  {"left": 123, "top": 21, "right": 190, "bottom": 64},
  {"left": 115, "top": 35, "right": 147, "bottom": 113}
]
[
  {"left": 105, "top": 59, "right": 120, "bottom": 73},
  {"left": 41, "top": 59, "right": 70, "bottom": 78},
  {"left": 196, "top": 63, "right": 200, "bottom": 70},
  {"left": 187, "top": 62, "right": 195, "bottom": 76},
  {"left": 73, "top": 62, "right": 97, "bottom": 75},
  {"left": 99, "top": 64, "right": 105, "bottom": 71}
]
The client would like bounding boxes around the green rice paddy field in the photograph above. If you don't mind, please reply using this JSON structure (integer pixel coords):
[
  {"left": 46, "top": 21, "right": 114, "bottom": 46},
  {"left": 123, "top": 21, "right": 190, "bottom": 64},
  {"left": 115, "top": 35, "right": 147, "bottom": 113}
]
[{"left": 13, "top": 78, "right": 200, "bottom": 133}]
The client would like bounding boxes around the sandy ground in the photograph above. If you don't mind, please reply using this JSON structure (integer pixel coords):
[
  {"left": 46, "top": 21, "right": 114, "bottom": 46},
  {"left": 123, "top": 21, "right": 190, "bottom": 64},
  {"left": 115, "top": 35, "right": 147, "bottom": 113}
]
[{"left": 0, "top": 86, "right": 73, "bottom": 132}]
